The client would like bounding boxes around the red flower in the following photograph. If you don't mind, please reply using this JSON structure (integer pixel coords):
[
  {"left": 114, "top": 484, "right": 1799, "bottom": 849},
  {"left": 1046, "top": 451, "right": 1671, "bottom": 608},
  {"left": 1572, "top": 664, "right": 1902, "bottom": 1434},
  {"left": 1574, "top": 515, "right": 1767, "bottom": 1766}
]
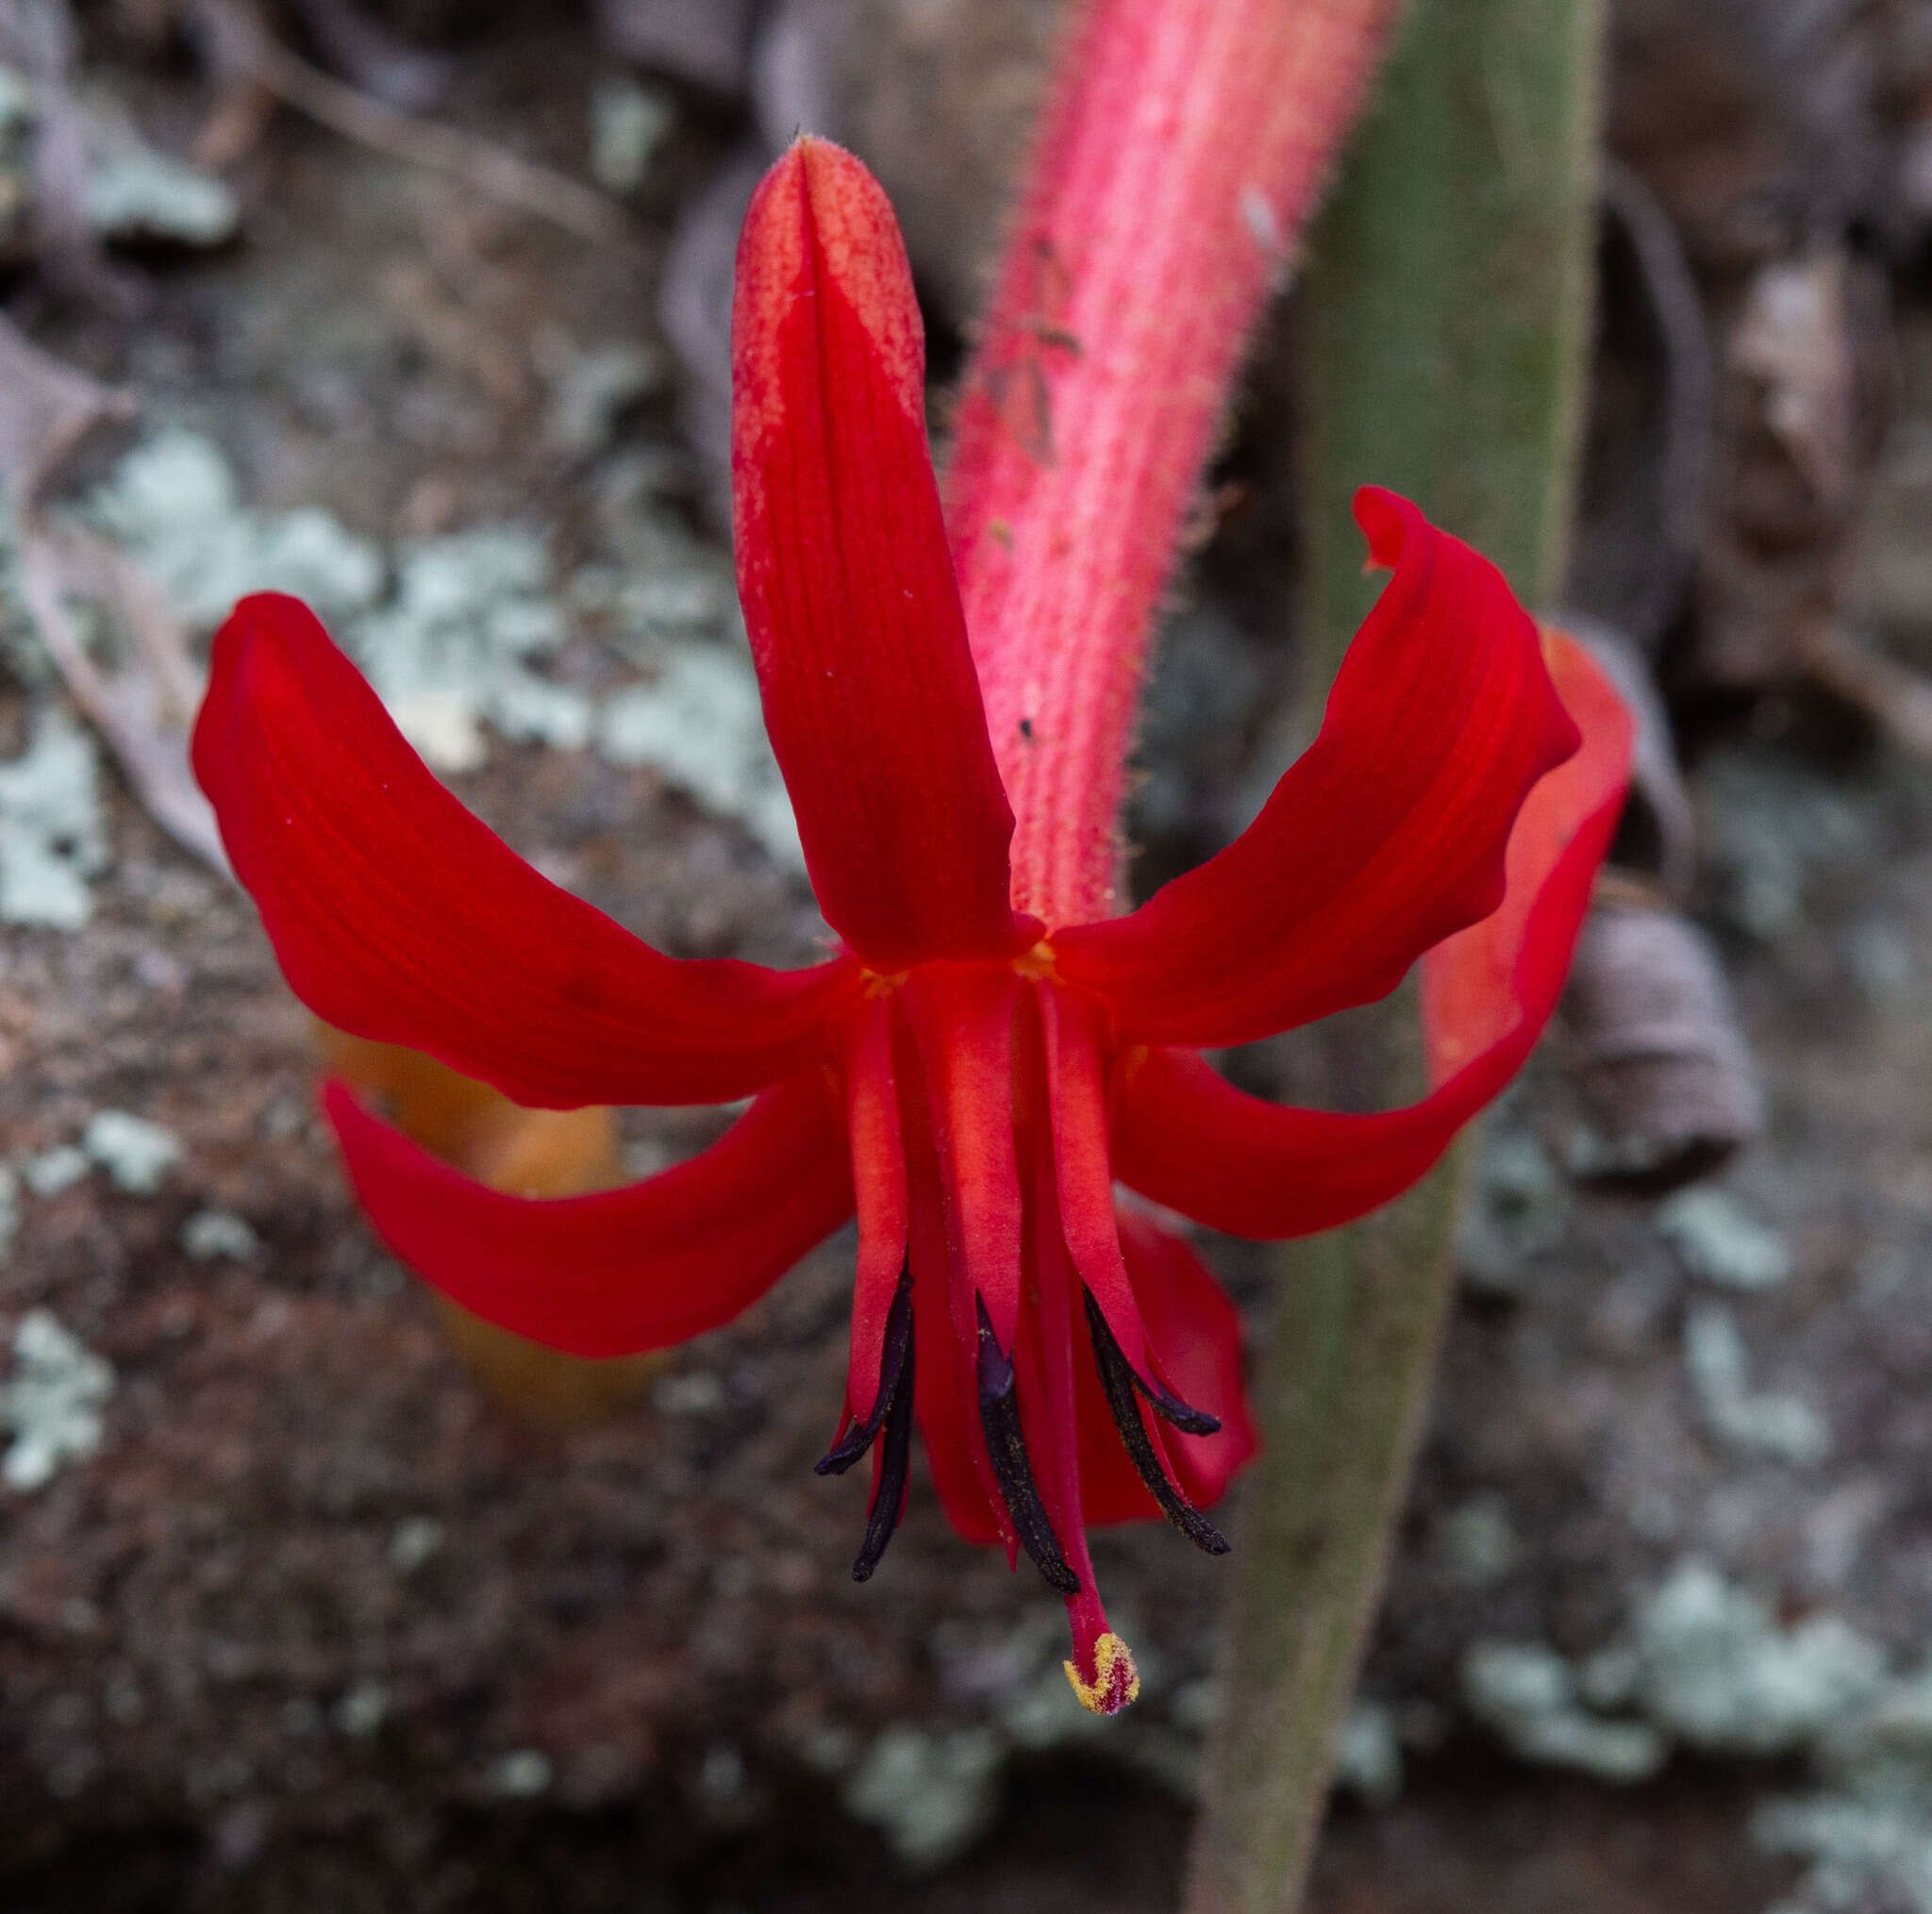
[{"left": 191, "top": 140, "right": 1631, "bottom": 1715}]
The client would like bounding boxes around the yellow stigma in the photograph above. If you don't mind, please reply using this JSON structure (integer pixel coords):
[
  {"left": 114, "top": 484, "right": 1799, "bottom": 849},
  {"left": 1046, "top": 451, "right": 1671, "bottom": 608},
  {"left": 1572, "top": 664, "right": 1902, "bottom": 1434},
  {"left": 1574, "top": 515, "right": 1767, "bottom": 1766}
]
[{"left": 1063, "top": 1631, "right": 1141, "bottom": 1716}]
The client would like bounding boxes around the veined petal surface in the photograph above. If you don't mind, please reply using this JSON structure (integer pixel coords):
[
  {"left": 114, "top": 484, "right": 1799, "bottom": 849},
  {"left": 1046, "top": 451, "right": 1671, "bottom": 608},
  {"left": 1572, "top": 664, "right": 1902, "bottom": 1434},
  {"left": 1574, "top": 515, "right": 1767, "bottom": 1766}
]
[
  {"left": 1057, "top": 490, "right": 1578, "bottom": 1044},
  {"left": 904, "top": 964, "right": 1025, "bottom": 1355},
  {"left": 840, "top": 995, "right": 910, "bottom": 1424},
  {"left": 1111, "top": 631, "right": 1631, "bottom": 1238},
  {"left": 732, "top": 139, "right": 1030, "bottom": 970},
  {"left": 325, "top": 1072, "right": 853, "bottom": 1358},
  {"left": 193, "top": 593, "right": 857, "bottom": 1109}
]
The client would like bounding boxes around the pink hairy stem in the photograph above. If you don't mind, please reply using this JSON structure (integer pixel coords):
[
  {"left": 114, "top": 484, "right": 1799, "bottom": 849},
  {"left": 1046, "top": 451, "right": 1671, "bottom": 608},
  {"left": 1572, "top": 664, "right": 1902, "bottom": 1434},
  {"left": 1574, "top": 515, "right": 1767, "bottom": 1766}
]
[{"left": 945, "top": 0, "right": 1404, "bottom": 929}]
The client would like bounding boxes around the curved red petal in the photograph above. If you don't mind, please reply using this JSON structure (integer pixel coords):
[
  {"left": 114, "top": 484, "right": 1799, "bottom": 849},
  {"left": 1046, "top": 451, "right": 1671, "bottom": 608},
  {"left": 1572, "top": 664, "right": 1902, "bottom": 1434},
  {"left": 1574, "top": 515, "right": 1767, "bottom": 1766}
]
[
  {"left": 324, "top": 1072, "right": 853, "bottom": 1358},
  {"left": 1056, "top": 490, "right": 1578, "bottom": 1044},
  {"left": 193, "top": 592, "right": 858, "bottom": 1108},
  {"left": 1111, "top": 633, "right": 1632, "bottom": 1237},
  {"left": 1075, "top": 1208, "right": 1257, "bottom": 1526},
  {"left": 1421, "top": 629, "right": 1631, "bottom": 1078},
  {"left": 732, "top": 139, "right": 1031, "bottom": 970}
]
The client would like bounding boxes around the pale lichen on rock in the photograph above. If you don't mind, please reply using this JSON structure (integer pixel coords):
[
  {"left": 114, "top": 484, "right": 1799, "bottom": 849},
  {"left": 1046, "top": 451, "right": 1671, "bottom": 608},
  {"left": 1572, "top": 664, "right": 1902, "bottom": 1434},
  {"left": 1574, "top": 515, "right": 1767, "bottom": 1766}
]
[
  {"left": 0, "top": 1309, "right": 113, "bottom": 1492},
  {"left": 841, "top": 1723, "right": 1004, "bottom": 1870},
  {"left": 0, "top": 704, "right": 106, "bottom": 929},
  {"left": 81, "top": 1109, "right": 179, "bottom": 1195},
  {"left": 86, "top": 430, "right": 384, "bottom": 631},
  {"left": 1684, "top": 1304, "right": 1830, "bottom": 1467},
  {"left": 1657, "top": 1186, "right": 1791, "bottom": 1290}
]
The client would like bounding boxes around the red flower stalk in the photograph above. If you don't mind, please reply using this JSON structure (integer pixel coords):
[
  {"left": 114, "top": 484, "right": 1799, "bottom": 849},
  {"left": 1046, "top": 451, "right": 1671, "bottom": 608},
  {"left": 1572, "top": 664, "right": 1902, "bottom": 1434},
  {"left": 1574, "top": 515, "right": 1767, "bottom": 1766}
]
[
  {"left": 192, "top": 139, "right": 1630, "bottom": 1715},
  {"left": 947, "top": 0, "right": 1406, "bottom": 924}
]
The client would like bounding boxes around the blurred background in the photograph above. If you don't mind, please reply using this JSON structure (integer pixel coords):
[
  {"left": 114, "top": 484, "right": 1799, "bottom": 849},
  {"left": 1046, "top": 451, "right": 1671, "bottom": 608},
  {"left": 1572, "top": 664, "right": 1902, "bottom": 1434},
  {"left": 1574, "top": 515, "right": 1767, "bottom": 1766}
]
[{"left": 0, "top": 1, "right": 1929, "bottom": 1908}]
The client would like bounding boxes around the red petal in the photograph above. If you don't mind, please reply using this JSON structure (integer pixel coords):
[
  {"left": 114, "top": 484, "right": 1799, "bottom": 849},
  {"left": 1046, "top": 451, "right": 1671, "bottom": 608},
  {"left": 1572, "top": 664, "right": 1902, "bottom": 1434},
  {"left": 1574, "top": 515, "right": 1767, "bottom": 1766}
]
[
  {"left": 324, "top": 1072, "right": 852, "bottom": 1358},
  {"left": 1039, "top": 983, "right": 1150, "bottom": 1375},
  {"left": 194, "top": 593, "right": 858, "bottom": 1108},
  {"left": 911, "top": 1256, "right": 1003, "bottom": 1549},
  {"left": 904, "top": 964, "right": 1024, "bottom": 1355},
  {"left": 1422, "top": 629, "right": 1630, "bottom": 1077},
  {"left": 1056, "top": 491, "right": 1579, "bottom": 1044},
  {"left": 1111, "top": 1046, "right": 1451, "bottom": 1241},
  {"left": 1075, "top": 1208, "right": 1257, "bottom": 1526},
  {"left": 732, "top": 139, "right": 1031, "bottom": 970},
  {"left": 1011, "top": 1137, "right": 1119, "bottom": 1704},
  {"left": 841, "top": 996, "right": 908, "bottom": 1423},
  {"left": 1111, "top": 632, "right": 1632, "bottom": 1237},
  {"left": 901, "top": 1041, "right": 1003, "bottom": 1547}
]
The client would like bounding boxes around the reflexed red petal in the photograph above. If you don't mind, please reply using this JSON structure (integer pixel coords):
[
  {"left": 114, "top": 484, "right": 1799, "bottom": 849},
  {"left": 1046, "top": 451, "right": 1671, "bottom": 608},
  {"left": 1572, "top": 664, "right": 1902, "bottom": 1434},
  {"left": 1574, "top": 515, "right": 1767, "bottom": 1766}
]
[
  {"left": 1422, "top": 629, "right": 1630, "bottom": 1077},
  {"left": 732, "top": 139, "right": 1032, "bottom": 970},
  {"left": 1075, "top": 1208, "right": 1256, "bottom": 1525},
  {"left": 194, "top": 593, "right": 858, "bottom": 1108},
  {"left": 324, "top": 1072, "right": 852, "bottom": 1358},
  {"left": 1110, "top": 632, "right": 1632, "bottom": 1238},
  {"left": 1056, "top": 491, "right": 1578, "bottom": 1044},
  {"left": 1110, "top": 1046, "right": 1449, "bottom": 1241}
]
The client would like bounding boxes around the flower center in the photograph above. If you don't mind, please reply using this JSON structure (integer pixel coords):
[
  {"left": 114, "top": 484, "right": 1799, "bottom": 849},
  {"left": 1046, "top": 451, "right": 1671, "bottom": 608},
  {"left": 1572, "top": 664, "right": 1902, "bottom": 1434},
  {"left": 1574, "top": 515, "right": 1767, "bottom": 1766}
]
[{"left": 823, "top": 958, "right": 1230, "bottom": 1711}]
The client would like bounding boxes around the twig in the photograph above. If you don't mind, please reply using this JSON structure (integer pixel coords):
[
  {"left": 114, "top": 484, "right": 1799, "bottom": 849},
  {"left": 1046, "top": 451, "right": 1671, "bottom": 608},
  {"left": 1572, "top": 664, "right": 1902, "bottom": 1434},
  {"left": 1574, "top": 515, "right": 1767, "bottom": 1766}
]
[
  {"left": 192, "top": 0, "right": 632, "bottom": 247},
  {"left": 1564, "top": 616, "right": 1696, "bottom": 897},
  {"left": 192, "top": 75, "right": 277, "bottom": 171},
  {"left": 15, "top": 524, "right": 229, "bottom": 875},
  {"left": 0, "top": 312, "right": 228, "bottom": 875},
  {"left": 1804, "top": 617, "right": 1932, "bottom": 759},
  {"left": 1602, "top": 157, "right": 1713, "bottom": 650},
  {"left": 0, "top": 0, "right": 144, "bottom": 309},
  {"left": 291, "top": 0, "right": 455, "bottom": 113}
]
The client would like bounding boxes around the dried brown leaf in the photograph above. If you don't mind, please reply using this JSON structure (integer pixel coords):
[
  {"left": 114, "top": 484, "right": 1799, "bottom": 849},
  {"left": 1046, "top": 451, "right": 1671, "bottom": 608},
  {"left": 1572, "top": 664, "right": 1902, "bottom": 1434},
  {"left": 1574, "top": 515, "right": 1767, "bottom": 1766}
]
[
  {"left": 0, "top": 312, "right": 226, "bottom": 876},
  {"left": 1731, "top": 250, "right": 1858, "bottom": 518},
  {"left": 1561, "top": 901, "right": 1765, "bottom": 1191}
]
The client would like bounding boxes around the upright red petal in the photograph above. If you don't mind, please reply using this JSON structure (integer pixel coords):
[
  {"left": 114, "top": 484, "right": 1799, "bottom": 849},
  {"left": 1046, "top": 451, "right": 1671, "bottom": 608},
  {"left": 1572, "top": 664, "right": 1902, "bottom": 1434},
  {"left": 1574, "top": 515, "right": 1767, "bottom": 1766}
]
[
  {"left": 194, "top": 593, "right": 858, "bottom": 1109},
  {"left": 1056, "top": 491, "right": 1578, "bottom": 1045},
  {"left": 1110, "top": 632, "right": 1632, "bottom": 1238},
  {"left": 324, "top": 1072, "right": 853, "bottom": 1359},
  {"left": 732, "top": 139, "right": 1033, "bottom": 971}
]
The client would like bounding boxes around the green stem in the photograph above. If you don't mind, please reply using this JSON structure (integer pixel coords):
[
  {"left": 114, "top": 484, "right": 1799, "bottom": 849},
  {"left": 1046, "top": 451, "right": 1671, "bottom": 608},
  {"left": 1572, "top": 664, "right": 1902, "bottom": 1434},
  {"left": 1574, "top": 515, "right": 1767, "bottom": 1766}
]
[
  {"left": 1183, "top": 1074, "right": 1474, "bottom": 1914},
  {"left": 1181, "top": 4, "right": 1602, "bottom": 1910}
]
